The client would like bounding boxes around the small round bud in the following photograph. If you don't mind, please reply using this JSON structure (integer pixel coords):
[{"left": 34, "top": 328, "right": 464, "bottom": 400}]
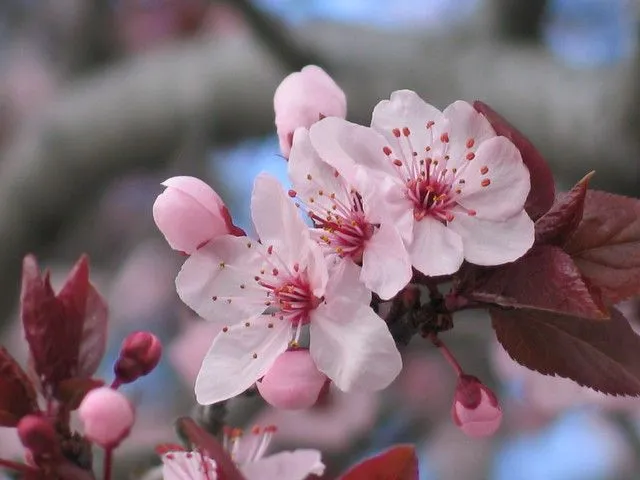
[
  {"left": 17, "top": 415, "right": 59, "bottom": 459},
  {"left": 78, "top": 387, "right": 135, "bottom": 448},
  {"left": 451, "top": 375, "right": 502, "bottom": 438},
  {"left": 257, "top": 350, "right": 327, "bottom": 410},
  {"left": 114, "top": 331, "right": 162, "bottom": 385}
]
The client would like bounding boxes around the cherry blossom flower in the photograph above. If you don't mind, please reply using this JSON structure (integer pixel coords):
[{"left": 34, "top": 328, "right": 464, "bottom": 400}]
[
  {"left": 308, "top": 91, "right": 535, "bottom": 276},
  {"left": 161, "top": 426, "right": 325, "bottom": 480},
  {"left": 451, "top": 375, "right": 502, "bottom": 438},
  {"left": 288, "top": 128, "right": 412, "bottom": 299},
  {"left": 175, "top": 174, "right": 401, "bottom": 404},
  {"left": 274, "top": 65, "right": 347, "bottom": 157}
]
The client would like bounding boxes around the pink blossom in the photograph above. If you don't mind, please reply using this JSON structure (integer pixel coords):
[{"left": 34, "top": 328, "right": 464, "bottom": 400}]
[
  {"left": 153, "top": 176, "right": 241, "bottom": 255},
  {"left": 451, "top": 375, "right": 502, "bottom": 438},
  {"left": 274, "top": 65, "right": 347, "bottom": 157},
  {"left": 161, "top": 426, "right": 325, "bottom": 480},
  {"left": 309, "top": 91, "right": 534, "bottom": 276},
  {"left": 113, "top": 331, "right": 162, "bottom": 386},
  {"left": 175, "top": 174, "right": 401, "bottom": 404},
  {"left": 257, "top": 349, "right": 328, "bottom": 410},
  {"left": 288, "top": 128, "right": 411, "bottom": 299},
  {"left": 78, "top": 387, "right": 135, "bottom": 448}
]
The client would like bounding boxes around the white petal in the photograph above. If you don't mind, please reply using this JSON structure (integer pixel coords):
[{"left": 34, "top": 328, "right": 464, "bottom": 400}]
[
  {"left": 310, "top": 299, "right": 402, "bottom": 391},
  {"left": 371, "top": 89, "right": 443, "bottom": 153},
  {"left": 456, "top": 136, "right": 531, "bottom": 220},
  {"left": 288, "top": 128, "right": 350, "bottom": 213},
  {"left": 309, "top": 117, "right": 398, "bottom": 183},
  {"left": 441, "top": 100, "right": 496, "bottom": 169},
  {"left": 176, "top": 236, "right": 265, "bottom": 324},
  {"left": 361, "top": 223, "right": 412, "bottom": 300},
  {"left": 195, "top": 316, "right": 290, "bottom": 405},
  {"left": 409, "top": 218, "right": 464, "bottom": 276},
  {"left": 449, "top": 210, "right": 534, "bottom": 265},
  {"left": 162, "top": 452, "right": 217, "bottom": 480},
  {"left": 251, "top": 173, "right": 311, "bottom": 267},
  {"left": 324, "top": 258, "right": 371, "bottom": 306},
  {"left": 241, "top": 450, "right": 325, "bottom": 480}
]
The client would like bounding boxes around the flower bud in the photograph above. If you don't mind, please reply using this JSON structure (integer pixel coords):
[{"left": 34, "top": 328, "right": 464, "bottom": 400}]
[
  {"left": 153, "top": 176, "right": 243, "bottom": 255},
  {"left": 274, "top": 65, "right": 347, "bottom": 157},
  {"left": 17, "top": 415, "right": 59, "bottom": 460},
  {"left": 257, "top": 349, "right": 327, "bottom": 410},
  {"left": 114, "top": 331, "right": 162, "bottom": 385},
  {"left": 78, "top": 387, "right": 135, "bottom": 449},
  {"left": 451, "top": 374, "right": 502, "bottom": 438}
]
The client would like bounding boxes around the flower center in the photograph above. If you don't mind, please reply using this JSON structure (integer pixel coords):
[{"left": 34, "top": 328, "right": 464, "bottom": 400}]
[
  {"left": 406, "top": 178, "right": 454, "bottom": 222},
  {"left": 223, "top": 425, "right": 276, "bottom": 465}
]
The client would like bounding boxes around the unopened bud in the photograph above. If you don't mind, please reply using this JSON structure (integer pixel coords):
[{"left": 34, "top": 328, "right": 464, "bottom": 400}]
[
  {"left": 451, "top": 374, "right": 502, "bottom": 438},
  {"left": 114, "top": 331, "right": 162, "bottom": 385},
  {"left": 78, "top": 387, "right": 135, "bottom": 449},
  {"left": 17, "top": 415, "right": 59, "bottom": 459},
  {"left": 257, "top": 349, "right": 327, "bottom": 410}
]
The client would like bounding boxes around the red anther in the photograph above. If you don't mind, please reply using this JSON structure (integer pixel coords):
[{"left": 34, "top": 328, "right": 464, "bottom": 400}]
[
  {"left": 288, "top": 189, "right": 297, "bottom": 198},
  {"left": 481, "top": 179, "right": 491, "bottom": 187},
  {"left": 402, "top": 127, "right": 411, "bottom": 136},
  {"left": 440, "top": 132, "right": 450, "bottom": 143},
  {"left": 466, "top": 138, "right": 475, "bottom": 148},
  {"left": 382, "top": 146, "right": 393, "bottom": 156},
  {"left": 392, "top": 128, "right": 401, "bottom": 138},
  {"left": 466, "top": 152, "right": 475, "bottom": 160}
]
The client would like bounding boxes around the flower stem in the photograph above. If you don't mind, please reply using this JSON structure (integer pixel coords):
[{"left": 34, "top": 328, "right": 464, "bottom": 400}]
[
  {"left": 429, "top": 333, "right": 463, "bottom": 376},
  {"left": 103, "top": 448, "right": 113, "bottom": 480},
  {"left": 110, "top": 379, "right": 121, "bottom": 390},
  {"left": 0, "top": 458, "right": 40, "bottom": 475}
]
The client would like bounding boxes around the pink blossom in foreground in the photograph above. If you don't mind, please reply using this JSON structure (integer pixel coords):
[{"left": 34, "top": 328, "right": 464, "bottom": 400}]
[
  {"left": 257, "top": 349, "right": 328, "bottom": 410},
  {"left": 162, "top": 426, "right": 325, "bottom": 480},
  {"left": 451, "top": 375, "right": 502, "bottom": 438},
  {"left": 288, "top": 128, "right": 411, "bottom": 299},
  {"left": 78, "top": 387, "right": 135, "bottom": 448},
  {"left": 176, "top": 174, "right": 401, "bottom": 404},
  {"left": 309, "top": 91, "right": 534, "bottom": 276},
  {"left": 274, "top": 65, "right": 347, "bottom": 157},
  {"left": 153, "top": 176, "right": 242, "bottom": 255}
]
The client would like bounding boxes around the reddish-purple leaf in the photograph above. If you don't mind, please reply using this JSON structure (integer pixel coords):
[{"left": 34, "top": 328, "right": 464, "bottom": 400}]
[
  {"left": 535, "top": 172, "right": 593, "bottom": 246},
  {"left": 0, "top": 347, "right": 39, "bottom": 426},
  {"left": 339, "top": 445, "right": 418, "bottom": 480},
  {"left": 56, "top": 377, "right": 105, "bottom": 411},
  {"left": 491, "top": 307, "right": 640, "bottom": 395},
  {"left": 473, "top": 101, "right": 555, "bottom": 220},
  {"left": 462, "top": 245, "right": 608, "bottom": 319},
  {"left": 77, "top": 285, "right": 108, "bottom": 378},
  {"left": 564, "top": 190, "right": 640, "bottom": 304},
  {"left": 176, "top": 417, "right": 244, "bottom": 480}
]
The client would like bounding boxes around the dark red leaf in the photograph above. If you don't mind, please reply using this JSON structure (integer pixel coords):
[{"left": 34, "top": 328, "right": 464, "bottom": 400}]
[
  {"left": 56, "top": 378, "right": 105, "bottom": 411},
  {"left": 339, "top": 445, "right": 418, "bottom": 480},
  {"left": 462, "top": 245, "right": 608, "bottom": 319},
  {"left": 491, "top": 307, "right": 640, "bottom": 395},
  {"left": 176, "top": 417, "right": 244, "bottom": 480},
  {"left": 473, "top": 101, "right": 555, "bottom": 220},
  {"left": 564, "top": 190, "right": 640, "bottom": 304},
  {"left": 77, "top": 285, "right": 108, "bottom": 378},
  {"left": 535, "top": 172, "right": 593, "bottom": 246},
  {"left": 155, "top": 443, "right": 187, "bottom": 456},
  {"left": 57, "top": 256, "right": 90, "bottom": 363},
  {"left": 0, "top": 347, "right": 39, "bottom": 426}
]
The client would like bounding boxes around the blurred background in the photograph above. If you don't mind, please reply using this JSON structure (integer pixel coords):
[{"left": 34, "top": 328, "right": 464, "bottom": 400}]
[{"left": 0, "top": 0, "right": 639, "bottom": 478}]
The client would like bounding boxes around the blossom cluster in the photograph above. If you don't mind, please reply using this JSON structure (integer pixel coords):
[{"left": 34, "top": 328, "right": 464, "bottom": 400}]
[{"left": 153, "top": 65, "right": 535, "bottom": 435}]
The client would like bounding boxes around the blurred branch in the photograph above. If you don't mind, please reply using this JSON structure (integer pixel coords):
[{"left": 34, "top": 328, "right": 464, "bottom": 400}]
[
  {"left": 488, "top": 0, "right": 548, "bottom": 41},
  {"left": 0, "top": 24, "right": 638, "bottom": 330},
  {"left": 226, "top": 0, "right": 324, "bottom": 71}
]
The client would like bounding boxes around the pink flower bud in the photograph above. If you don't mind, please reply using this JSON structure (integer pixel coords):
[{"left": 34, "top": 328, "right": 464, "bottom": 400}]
[
  {"left": 274, "top": 65, "right": 347, "bottom": 157},
  {"left": 17, "top": 415, "right": 59, "bottom": 460},
  {"left": 451, "top": 375, "right": 502, "bottom": 438},
  {"left": 153, "top": 176, "right": 243, "bottom": 254},
  {"left": 257, "top": 349, "right": 327, "bottom": 410},
  {"left": 78, "top": 387, "right": 135, "bottom": 449},
  {"left": 114, "top": 331, "right": 162, "bottom": 385}
]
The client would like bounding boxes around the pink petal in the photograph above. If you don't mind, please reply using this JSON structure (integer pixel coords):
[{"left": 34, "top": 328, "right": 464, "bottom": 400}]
[
  {"left": 162, "top": 451, "right": 217, "bottom": 480},
  {"left": 361, "top": 222, "right": 412, "bottom": 300},
  {"left": 409, "top": 218, "right": 464, "bottom": 276},
  {"left": 310, "top": 299, "right": 402, "bottom": 391},
  {"left": 195, "top": 315, "right": 290, "bottom": 405},
  {"left": 257, "top": 350, "right": 327, "bottom": 410},
  {"left": 452, "top": 390, "right": 502, "bottom": 438},
  {"left": 456, "top": 136, "right": 531, "bottom": 220},
  {"left": 441, "top": 100, "right": 496, "bottom": 168},
  {"left": 153, "top": 176, "right": 229, "bottom": 254},
  {"left": 448, "top": 210, "right": 534, "bottom": 265},
  {"left": 274, "top": 65, "right": 347, "bottom": 157},
  {"left": 241, "top": 450, "right": 325, "bottom": 480},
  {"left": 371, "top": 89, "right": 443, "bottom": 154},
  {"left": 323, "top": 259, "right": 370, "bottom": 306},
  {"left": 175, "top": 236, "right": 264, "bottom": 325}
]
